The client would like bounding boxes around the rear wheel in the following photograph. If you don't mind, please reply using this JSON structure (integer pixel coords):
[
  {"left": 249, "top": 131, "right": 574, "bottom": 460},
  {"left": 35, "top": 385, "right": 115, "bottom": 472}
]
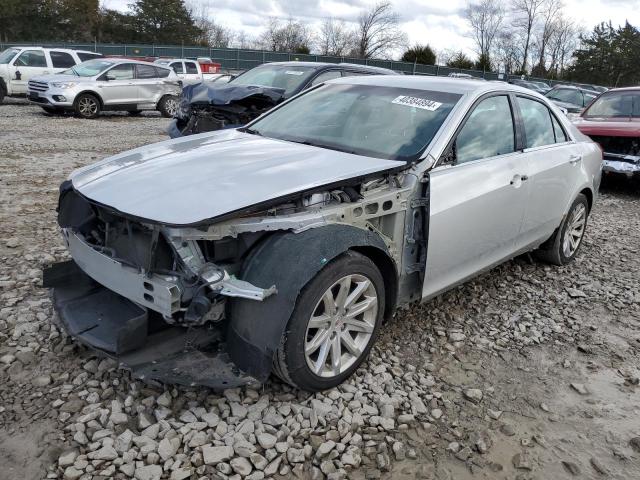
[
  {"left": 0, "top": 84, "right": 5, "bottom": 104},
  {"left": 74, "top": 93, "right": 100, "bottom": 119},
  {"left": 273, "top": 251, "right": 384, "bottom": 391},
  {"left": 535, "top": 193, "right": 589, "bottom": 266},
  {"left": 158, "top": 95, "right": 179, "bottom": 118}
]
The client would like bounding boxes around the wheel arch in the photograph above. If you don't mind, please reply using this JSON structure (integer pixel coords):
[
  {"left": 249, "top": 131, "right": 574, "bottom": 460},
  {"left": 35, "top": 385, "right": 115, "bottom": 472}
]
[
  {"left": 579, "top": 186, "right": 593, "bottom": 213},
  {"left": 226, "top": 224, "right": 398, "bottom": 382},
  {"left": 74, "top": 90, "right": 104, "bottom": 108}
]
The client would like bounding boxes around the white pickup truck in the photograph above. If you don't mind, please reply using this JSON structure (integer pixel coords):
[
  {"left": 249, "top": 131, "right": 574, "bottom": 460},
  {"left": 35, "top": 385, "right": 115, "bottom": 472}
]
[
  {"left": 154, "top": 58, "right": 223, "bottom": 85},
  {"left": 0, "top": 46, "right": 102, "bottom": 103}
]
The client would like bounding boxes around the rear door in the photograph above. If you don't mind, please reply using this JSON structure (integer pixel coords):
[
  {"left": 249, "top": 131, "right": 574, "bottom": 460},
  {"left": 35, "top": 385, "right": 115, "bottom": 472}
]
[
  {"left": 514, "top": 95, "right": 580, "bottom": 246},
  {"left": 9, "top": 49, "right": 49, "bottom": 93},
  {"left": 183, "top": 61, "right": 201, "bottom": 84},
  {"left": 135, "top": 64, "right": 163, "bottom": 105},
  {"left": 99, "top": 63, "right": 137, "bottom": 105},
  {"left": 423, "top": 94, "right": 531, "bottom": 298}
]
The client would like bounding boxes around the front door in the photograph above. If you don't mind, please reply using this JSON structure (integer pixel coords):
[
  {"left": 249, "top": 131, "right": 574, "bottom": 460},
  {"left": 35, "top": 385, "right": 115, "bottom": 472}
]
[
  {"left": 99, "top": 63, "right": 138, "bottom": 106},
  {"left": 423, "top": 94, "right": 530, "bottom": 299},
  {"left": 10, "top": 49, "right": 49, "bottom": 94}
]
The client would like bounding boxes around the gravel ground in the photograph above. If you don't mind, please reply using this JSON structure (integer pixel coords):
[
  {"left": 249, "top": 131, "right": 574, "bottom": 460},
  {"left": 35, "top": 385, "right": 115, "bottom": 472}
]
[{"left": 1, "top": 98, "right": 640, "bottom": 480}]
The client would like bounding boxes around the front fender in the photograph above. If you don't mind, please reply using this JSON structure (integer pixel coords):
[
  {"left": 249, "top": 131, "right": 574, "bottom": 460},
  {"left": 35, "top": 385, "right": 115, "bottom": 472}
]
[{"left": 226, "top": 224, "right": 393, "bottom": 381}]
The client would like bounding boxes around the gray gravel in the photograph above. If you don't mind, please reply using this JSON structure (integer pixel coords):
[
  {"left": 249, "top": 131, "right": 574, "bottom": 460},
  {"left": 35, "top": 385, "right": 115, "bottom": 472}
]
[{"left": 1, "top": 99, "right": 640, "bottom": 480}]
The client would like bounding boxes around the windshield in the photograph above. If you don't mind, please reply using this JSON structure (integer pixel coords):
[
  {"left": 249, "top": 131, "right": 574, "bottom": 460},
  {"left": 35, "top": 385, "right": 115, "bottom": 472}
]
[
  {"left": 63, "top": 59, "right": 114, "bottom": 77},
  {"left": 246, "top": 84, "right": 461, "bottom": 162},
  {"left": 546, "top": 88, "right": 581, "bottom": 105},
  {"left": 0, "top": 48, "right": 19, "bottom": 64},
  {"left": 230, "top": 64, "right": 316, "bottom": 95},
  {"left": 583, "top": 92, "right": 640, "bottom": 118}
]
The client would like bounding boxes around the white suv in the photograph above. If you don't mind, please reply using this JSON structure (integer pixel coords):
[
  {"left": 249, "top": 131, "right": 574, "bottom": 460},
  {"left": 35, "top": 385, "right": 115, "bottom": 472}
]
[{"left": 0, "top": 46, "right": 102, "bottom": 103}]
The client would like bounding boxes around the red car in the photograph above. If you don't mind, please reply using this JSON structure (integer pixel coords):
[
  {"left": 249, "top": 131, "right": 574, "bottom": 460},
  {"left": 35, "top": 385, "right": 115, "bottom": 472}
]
[{"left": 573, "top": 87, "right": 640, "bottom": 178}]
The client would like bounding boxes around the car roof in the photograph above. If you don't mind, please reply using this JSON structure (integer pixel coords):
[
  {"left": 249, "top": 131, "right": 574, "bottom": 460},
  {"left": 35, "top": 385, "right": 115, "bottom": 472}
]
[
  {"left": 604, "top": 86, "right": 640, "bottom": 92},
  {"left": 154, "top": 58, "right": 196, "bottom": 63},
  {"left": 551, "top": 85, "right": 599, "bottom": 94},
  {"left": 9, "top": 46, "right": 99, "bottom": 54},
  {"left": 99, "top": 58, "right": 170, "bottom": 67},
  {"left": 260, "top": 61, "right": 395, "bottom": 74},
  {"left": 327, "top": 74, "right": 533, "bottom": 96}
]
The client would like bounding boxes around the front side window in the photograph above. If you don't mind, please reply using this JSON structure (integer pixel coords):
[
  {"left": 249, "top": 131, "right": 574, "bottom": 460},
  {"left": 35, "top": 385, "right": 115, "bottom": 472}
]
[
  {"left": 247, "top": 84, "right": 461, "bottom": 161},
  {"left": 455, "top": 95, "right": 515, "bottom": 164},
  {"left": 106, "top": 63, "right": 135, "bottom": 80},
  {"left": 50, "top": 51, "right": 75, "bottom": 68},
  {"left": 310, "top": 70, "right": 342, "bottom": 86},
  {"left": 15, "top": 50, "right": 47, "bottom": 67},
  {"left": 517, "top": 97, "right": 556, "bottom": 148},
  {"left": 136, "top": 64, "right": 157, "bottom": 79},
  {"left": 185, "top": 62, "right": 198, "bottom": 74},
  {"left": 583, "top": 92, "right": 639, "bottom": 118},
  {"left": 170, "top": 62, "right": 184, "bottom": 74}
]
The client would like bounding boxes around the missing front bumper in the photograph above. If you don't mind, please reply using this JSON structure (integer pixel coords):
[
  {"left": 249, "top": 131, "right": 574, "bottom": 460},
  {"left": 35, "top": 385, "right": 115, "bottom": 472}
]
[{"left": 44, "top": 261, "right": 258, "bottom": 389}]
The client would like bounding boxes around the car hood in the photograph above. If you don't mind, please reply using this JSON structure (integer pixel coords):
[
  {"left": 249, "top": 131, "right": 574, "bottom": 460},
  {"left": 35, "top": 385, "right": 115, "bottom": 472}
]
[
  {"left": 70, "top": 129, "right": 403, "bottom": 226},
  {"left": 573, "top": 117, "right": 640, "bottom": 137},
  {"left": 30, "top": 73, "right": 95, "bottom": 84}
]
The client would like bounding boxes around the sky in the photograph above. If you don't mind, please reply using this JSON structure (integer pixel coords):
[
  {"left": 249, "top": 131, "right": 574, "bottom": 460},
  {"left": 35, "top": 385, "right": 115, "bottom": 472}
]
[{"left": 101, "top": 0, "right": 639, "bottom": 60}]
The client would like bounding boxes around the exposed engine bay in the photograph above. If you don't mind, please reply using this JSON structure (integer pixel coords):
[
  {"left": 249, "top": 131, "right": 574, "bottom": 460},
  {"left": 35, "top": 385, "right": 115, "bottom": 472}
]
[{"left": 168, "top": 83, "right": 285, "bottom": 138}]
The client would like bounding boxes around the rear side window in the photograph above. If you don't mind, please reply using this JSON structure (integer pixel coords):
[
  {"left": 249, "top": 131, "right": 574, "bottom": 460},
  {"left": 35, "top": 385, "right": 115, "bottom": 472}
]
[
  {"left": 50, "top": 51, "right": 75, "bottom": 68},
  {"left": 15, "top": 50, "right": 47, "bottom": 67},
  {"left": 185, "top": 62, "right": 198, "bottom": 74},
  {"left": 136, "top": 64, "right": 157, "bottom": 79},
  {"left": 310, "top": 70, "right": 342, "bottom": 86},
  {"left": 551, "top": 115, "right": 568, "bottom": 143},
  {"left": 517, "top": 97, "right": 556, "bottom": 148},
  {"left": 77, "top": 52, "right": 103, "bottom": 62},
  {"left": 170, "top": 62, "right": 184, "bottom": 74},
  {"left": 455, "top": 95, "right": 515, "bottom": 164},
  {"left": 156, "top": 67, "right": 171, "bottom": 78}
]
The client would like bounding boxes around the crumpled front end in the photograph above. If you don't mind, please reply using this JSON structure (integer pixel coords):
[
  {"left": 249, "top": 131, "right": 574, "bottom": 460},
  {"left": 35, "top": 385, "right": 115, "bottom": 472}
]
[
  {"left": 589, "top": 135, "right": 640, "bottom": 177},
  {"left": 44, "top": 181, "right": 275, "bottom": 388},
  {"left": 168, "top": 83, "right": 285, "bottom": 138}
]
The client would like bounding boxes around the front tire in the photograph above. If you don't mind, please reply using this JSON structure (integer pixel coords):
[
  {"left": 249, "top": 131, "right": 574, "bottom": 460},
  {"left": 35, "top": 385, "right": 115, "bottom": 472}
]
[
  {"left": 535, "top": 193, "right": 589, "bottom": 266},
  {"left": 158, "top": 95, "right": 179, "bottom": 118},
  {"left": 74, "top": 93, "right": 100, "bottom": 119},
  {"left": 273, "top": 251, "right": 384, "bottom": 391}
]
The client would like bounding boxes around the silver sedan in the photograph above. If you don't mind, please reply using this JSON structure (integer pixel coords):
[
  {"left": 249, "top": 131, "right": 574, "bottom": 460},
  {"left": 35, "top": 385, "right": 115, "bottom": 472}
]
[{"left": 46, "top": 76, "right": 602, "bottom": 391}]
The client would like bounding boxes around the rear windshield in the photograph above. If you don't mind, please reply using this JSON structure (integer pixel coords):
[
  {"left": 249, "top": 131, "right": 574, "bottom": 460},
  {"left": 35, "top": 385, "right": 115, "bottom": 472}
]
[
  {"left": 0, "top": 48, "right": 19, "bottom": 64},
  {"left": 230, "top": 64, "right": 316, "bottom": 95},
  {"left": 247, "top": 84, "right": 461, "bottom": 162},
  {"left": 584, "top": 91, "right": 640, "bottom": 118}
]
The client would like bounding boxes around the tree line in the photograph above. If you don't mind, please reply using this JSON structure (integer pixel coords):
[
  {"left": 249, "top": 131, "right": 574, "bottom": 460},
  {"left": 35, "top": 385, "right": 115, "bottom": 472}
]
[{"left": 0, "top": 0, "right": 637, "bottom": 85}]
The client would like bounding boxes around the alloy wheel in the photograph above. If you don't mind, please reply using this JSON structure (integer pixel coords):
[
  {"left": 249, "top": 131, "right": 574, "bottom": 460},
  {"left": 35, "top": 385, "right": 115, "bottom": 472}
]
[
  {"left": 562, "top": 203, "right": 586, "bottom": 258},
  {"left": 78, "top": 97, "right": 98, "bottom": 116},
  {"left": 166, "top": 98, "right": 179, "bottom": 117},
  {"left": 304, "top": 274, "right": 378, "bottom": 378}
]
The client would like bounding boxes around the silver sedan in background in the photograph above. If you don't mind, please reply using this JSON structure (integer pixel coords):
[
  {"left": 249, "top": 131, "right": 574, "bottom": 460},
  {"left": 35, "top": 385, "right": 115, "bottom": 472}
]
[{"left": 45, "top": 76, "right": 602, "bottom": 391}]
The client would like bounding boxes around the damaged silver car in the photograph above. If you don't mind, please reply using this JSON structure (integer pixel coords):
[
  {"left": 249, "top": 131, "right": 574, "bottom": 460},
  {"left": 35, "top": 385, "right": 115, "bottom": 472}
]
[{"left": 45, "top": 76, "right": 602, "bottom": 391}]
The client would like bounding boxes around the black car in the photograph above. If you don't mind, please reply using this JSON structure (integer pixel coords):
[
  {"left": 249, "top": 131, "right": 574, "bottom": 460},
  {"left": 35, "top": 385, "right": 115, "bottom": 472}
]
[
  {"left": 545, "top": 85, "right": 599, "bottom": 113},
  {"left": 170, "top": 61, "right": 397, "bottom": 137}
]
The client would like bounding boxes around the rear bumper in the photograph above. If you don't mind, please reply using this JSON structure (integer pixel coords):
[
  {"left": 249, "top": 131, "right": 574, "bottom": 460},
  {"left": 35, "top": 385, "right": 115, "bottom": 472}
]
[{"left": 44, "top": 260, "right": 258, "bottom": 389}]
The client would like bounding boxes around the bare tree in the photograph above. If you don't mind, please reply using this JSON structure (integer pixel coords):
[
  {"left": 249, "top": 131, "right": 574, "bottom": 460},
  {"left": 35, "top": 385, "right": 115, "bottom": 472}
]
[
  {"left": 189, "top": 0, "right": 235, "bottom": 47},
  {"left": 532, "top": 0, "right": 563, "bottom": 74},
  {"left": 355, "top": 2, "right": 408, "bottom": 59},
  {"left": 492, "top": 30, "right": 520, "bottom": 73},
  {"left": 547, "top": 17, "right": 579, "bottom": 77},
  {"left": 464, "top": 0, "right": 505, "bottom": 66},
  {"left": 511, "top": 0, "right": 545, "bottom": 72},
  {"left": 259, "top": 17, "right": 314, "bottom": 52},
  {"left": 318, "top": 17, "right": 356, "bottom": 56}
]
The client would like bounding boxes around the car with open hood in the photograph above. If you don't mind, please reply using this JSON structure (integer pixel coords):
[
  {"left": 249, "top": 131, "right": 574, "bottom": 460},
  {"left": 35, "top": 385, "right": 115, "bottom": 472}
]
[
  {"left": 168, "top": 61, "right": 397, "bottom": 137},
  {"left": 44, "top": 76, "right": 602, "bottom": 392},
  {"left": 572, "top": 87, "right": 640, "bottom": 179}
]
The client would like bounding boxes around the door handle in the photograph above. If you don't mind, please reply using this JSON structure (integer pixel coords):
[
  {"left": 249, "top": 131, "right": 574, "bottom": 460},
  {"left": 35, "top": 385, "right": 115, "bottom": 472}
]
[
  {"left": 569, "top": 155, "right": 582, "bottom": 165},
  {"left": 510, "top": 174, "right": 529, "bottom": 185}
]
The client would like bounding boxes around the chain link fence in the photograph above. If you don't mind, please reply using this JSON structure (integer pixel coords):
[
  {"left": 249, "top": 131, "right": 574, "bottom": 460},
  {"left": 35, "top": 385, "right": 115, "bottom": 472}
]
[{"left": 0, "top": 41, "right": 574, "bottom": 86}]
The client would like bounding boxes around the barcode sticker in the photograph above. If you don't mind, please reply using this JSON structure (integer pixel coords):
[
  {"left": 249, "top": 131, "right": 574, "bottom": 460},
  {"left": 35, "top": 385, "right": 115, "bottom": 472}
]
[{"left": 392, "top": 95, "right": 442, "bottom": 111}]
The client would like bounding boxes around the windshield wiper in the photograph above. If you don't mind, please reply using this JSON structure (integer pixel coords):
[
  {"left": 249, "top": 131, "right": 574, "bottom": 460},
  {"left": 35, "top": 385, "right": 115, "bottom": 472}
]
[
  {"left": 241, "top": 127, "right": 263, "bottom": 136},
  {"left": 287, "top": 139, "right": 358, "bottom": 155}
]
